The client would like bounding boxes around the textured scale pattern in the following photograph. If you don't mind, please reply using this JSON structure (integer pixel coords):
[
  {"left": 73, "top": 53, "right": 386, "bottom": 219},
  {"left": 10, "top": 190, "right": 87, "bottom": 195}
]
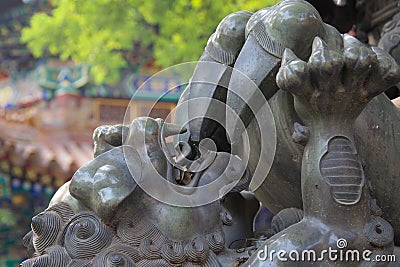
[
  {"left": 271, "top": 208, "right": 303, "bottom": 234},
  {"left": 205, "top": 36, "right": 237, "bottom": 66},
  {"left": 320, "top": 137, "right": 365, "bottom": 205},
  {"left": 250, "top": 21, "right": 285, "bottom": 58}
]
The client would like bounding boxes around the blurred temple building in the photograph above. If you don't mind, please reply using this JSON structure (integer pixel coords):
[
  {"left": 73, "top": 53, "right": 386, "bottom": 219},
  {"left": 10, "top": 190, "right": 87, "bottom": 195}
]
[{"left": 0, "top": 1, "right": 183, "bottom": 265}]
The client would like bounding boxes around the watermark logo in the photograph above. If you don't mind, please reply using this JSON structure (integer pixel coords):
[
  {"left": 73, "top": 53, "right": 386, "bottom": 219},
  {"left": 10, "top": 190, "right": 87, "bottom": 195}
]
[
  {"left": 336, "top": 238, "right": 347, "bottom": 249},
  {"left": 256, "top": 238, "right": 396, "bottom": 263},
  {"left": 122, "top": 61, "right": 277, "bottom": 207}
]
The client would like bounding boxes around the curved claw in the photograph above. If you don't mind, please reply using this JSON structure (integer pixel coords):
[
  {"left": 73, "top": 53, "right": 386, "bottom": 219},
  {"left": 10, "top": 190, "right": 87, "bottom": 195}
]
[
  {"left": 308, "top": 37, "right": 344, "bottom": 85},
  {"left": 278, "top": 34, "right": 400, "bottom": 120},
  {"left": 343, "top": 34, "right": 377, "bottom": 87},
  {"left": 372, "top": 46, "right": 400, "bottom": 85},
  {"left": 276, "top": 48, "right": 309, "bottom": 96}
]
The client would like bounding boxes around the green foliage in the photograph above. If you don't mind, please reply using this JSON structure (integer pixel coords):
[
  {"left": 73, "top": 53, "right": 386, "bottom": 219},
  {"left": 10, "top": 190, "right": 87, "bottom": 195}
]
[
  {"left": 0, "top": 208, "right": 16, "bottom": 228},
  {"left": 21, "top": 0, "right": 280, "bottom": 84}
]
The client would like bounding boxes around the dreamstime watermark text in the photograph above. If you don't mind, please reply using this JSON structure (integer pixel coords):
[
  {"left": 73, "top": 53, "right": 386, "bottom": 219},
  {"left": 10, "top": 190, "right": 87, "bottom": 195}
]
[{"left": 257, "top": 238, "right": 396, "bottom": 263}]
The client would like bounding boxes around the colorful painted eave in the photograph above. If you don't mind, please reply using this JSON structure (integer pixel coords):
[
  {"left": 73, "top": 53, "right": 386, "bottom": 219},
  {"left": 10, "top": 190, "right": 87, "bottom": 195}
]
[{"left": 0, "top": 115, "right": 94, "bottom": 185}]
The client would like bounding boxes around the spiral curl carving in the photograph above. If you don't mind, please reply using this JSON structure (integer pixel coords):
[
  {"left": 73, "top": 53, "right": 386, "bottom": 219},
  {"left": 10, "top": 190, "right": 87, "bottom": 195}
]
[
  {"left": 59, "top": 212, "right": 113, "bottom": 259},
  {"left": 184, "top": 236, "right": 209, "bottom": 263},
  {"left": 47, "top": 201, "right": 75, "bottom": 223},
  {"left": 93, "top": 244, "right": 143, "bottom": 266},
  {"left": 205, "top": 229, "right": 225, "bottom": 253},
  {"left": 32, "top": 211, "right": 63, "bottom": 254},
  {"left": 364, "top": 217, "right": 394, "bottom": 247},
  {"left": 117, "top": 218, "right": 166, "bottom": 247},
  {"left": 68, "top": 259, "right": 92, "bottom": 267},
  {"left": 202, "top": 251, "right": 221, "bottom": 267},
  {"left": 136, "top": 259, "right": 170, "bottom": 267},
  {"left": 161, "top": 241, "right": 186, "bottom": 264},
  {"left": 139, "top": 239, "right": 162, "bottom": 260}
]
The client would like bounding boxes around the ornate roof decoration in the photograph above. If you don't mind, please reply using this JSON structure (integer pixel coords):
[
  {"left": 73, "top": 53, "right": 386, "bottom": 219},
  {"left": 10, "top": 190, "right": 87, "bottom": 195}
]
[{"left": 0, "top": 118, "right": 94, "bottom": 182}]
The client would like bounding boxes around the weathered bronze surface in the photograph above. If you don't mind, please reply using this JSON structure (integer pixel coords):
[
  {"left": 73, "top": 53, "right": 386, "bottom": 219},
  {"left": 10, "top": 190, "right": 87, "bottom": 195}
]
[
  {"left": 247, "top": 34, "right": 399, "bottom": 266},
  {"left": 21, "top": 0, "right": 400, "bottom": 266}
]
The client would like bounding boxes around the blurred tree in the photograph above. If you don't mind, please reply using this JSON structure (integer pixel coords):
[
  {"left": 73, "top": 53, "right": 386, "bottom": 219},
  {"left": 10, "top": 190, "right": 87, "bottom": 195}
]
[
  {"left": 0, "top": 208, "right": 16, "bottom": 227},
  {"left": 21, "top": 0, "right": 279, "bottom": 84}
]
